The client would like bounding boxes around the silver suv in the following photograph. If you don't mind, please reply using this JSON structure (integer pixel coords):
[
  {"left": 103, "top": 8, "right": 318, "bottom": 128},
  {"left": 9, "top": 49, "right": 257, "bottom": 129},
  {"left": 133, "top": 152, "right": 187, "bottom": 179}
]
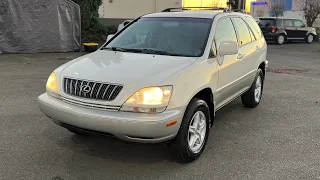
[{"left": 38, "top": 8, "right": 268, "bottom": 162}]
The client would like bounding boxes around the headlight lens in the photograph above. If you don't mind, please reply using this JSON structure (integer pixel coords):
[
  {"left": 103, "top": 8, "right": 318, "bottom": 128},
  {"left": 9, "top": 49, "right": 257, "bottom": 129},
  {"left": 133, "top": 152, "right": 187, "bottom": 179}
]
[
  {"left": 120, "top": 86, "right": 172, "bottom": 113},
  {"left": 46, "top": 72, "right": 58, "bottom": 92}
]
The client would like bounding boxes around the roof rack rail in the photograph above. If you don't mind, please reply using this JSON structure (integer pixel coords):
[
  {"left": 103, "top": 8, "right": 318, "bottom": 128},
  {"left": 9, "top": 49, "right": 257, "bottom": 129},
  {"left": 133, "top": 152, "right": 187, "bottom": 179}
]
[
  {"left": 232, "top": 9, "right": 246, "bottom": 13},
  {"left": 161, "top": 7, "right": 231, "bottom": 13}
]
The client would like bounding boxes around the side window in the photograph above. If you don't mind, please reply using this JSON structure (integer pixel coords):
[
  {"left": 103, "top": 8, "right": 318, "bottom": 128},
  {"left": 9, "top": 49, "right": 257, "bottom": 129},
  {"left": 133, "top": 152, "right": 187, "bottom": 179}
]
[
  {"left": 284, "top": 19, "right": 294, "bottom": 27},
  {"left": 277, "top": 19, "right": 284, "bottom": 27},
  {"left": 294, "top": 20, "right": 305, "bottom": 27},
  {"left": 248, "top": 28, "right": 256, "bottom": 41},
  {"left": 232, "top": 17, "right": 252, "bottom": 46},
  {"left": 245, "top": 16, "right": 263, "bottom": 38},
  {"left": 209, "top": 41, "right": 217, "bottom": 57},
  {"left": 215, "top": 18, "right": 238, "bottom": 53}
]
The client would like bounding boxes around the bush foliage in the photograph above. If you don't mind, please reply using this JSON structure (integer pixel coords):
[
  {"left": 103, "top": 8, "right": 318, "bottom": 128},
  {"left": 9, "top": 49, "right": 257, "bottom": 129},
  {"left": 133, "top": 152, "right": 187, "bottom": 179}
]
[{"left": 72, "top": 0, "right": 106, "bottom": 42}]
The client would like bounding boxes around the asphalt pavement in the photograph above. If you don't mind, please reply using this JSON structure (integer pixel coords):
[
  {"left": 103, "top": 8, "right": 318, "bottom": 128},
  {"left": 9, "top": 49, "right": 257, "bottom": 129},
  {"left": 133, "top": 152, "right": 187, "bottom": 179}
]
[{"left": 0, "top": 42, "right": 320, "bottom": 180}]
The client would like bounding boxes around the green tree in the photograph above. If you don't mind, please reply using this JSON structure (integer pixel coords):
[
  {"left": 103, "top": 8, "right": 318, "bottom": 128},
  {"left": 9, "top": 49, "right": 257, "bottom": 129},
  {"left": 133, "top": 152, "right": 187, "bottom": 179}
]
[
  {"left": 271, "top": 3, "right": 284, "bottom": 17},
  {"left": 72, "top": 0, "right": 106, "bottom": 42},
  {"left": 300, "top": 0, "right": 320, "bottom": 27}
]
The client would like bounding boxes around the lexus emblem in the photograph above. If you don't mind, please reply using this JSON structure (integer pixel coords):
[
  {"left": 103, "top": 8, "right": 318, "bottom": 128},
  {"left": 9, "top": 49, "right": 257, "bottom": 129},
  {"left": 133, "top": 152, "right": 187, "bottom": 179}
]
[{"left": 81, "top": 85, "right": 92, "bottom": 94}]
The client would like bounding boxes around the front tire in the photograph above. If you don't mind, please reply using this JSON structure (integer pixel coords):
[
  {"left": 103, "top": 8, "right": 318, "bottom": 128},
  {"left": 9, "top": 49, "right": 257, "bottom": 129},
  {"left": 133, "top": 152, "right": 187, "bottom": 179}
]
[
  {"left": 306, "top": 34, "right": 314, "bottom": 43},
  {"left": 241, "top": 69, "right": 264, "bottom": 108},
  {"left": 171, "top": 98, "right": 210, "bottom": 163}
]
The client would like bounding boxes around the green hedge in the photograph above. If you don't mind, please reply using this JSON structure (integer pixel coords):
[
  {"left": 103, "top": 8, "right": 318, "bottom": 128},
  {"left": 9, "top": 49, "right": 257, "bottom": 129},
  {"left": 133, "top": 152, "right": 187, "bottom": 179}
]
[
  {"left": 72, "top": 0, "right": 106, "bottom": 42},
  {"left": 105, "top": 26, "right": 117, "bottom": 37}
]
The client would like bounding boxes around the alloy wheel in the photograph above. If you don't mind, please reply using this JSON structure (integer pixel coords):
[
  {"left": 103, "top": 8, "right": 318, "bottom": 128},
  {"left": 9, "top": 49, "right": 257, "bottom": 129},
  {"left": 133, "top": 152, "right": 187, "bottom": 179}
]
[
  {"left": 188, "top": 111, "right": 207, "bottom": 154},
  {"left": 254, "top": 76, "right": 262, "bottom": 103}
]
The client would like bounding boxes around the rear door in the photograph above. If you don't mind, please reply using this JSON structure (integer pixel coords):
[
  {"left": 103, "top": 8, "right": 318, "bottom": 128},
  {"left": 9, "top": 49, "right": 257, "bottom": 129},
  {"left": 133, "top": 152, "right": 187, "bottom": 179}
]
[
  {"left": 293, "top": 19, "right": 308, "bottom": 38},
  {"left": 214, "top": 17, "right": 242, "bottom": 108},
  {"left": 283, "top": 19, "right": 296, "bottom": 38},
  {"left": 231, "top": 17, "right": 258, "bottom": 90}
]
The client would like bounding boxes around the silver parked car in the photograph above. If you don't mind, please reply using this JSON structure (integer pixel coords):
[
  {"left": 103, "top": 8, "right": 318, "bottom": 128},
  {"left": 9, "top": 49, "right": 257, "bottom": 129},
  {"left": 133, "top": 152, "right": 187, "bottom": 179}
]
[{"left": 38, "top": 7, "right": 268, "bottom": 162}]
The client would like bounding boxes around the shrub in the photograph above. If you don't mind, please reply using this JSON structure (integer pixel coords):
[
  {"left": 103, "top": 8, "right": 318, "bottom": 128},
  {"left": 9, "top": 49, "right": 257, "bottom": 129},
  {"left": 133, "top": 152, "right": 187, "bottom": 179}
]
[
  {"left": 105, "top": 26, "right": 117, "bottom": 37},
  {"left": 72, "top": 0, "right": 106, "bottom": 42}
]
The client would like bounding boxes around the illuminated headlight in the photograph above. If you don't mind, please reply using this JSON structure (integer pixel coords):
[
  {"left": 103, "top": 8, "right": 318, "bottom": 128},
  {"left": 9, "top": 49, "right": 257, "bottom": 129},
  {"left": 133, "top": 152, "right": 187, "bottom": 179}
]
[
  {"left": 46, "top": 72, "right": 60, "bottom": 99},
  {"left": 120, "top": 86, "right": 173, "bottom": 113}
]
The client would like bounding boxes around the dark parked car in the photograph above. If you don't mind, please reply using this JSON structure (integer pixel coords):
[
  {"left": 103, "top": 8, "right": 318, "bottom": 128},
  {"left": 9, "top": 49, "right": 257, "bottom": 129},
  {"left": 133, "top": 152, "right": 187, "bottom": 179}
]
[{"left": 258, "top": 17, "right": 317, "bottom": 45}]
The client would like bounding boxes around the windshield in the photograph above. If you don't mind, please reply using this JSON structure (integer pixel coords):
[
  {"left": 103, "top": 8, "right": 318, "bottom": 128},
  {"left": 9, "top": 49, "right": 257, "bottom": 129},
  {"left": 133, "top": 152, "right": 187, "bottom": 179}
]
[{"left": 104, "top": 17, "right": 212, "bottom": 57}]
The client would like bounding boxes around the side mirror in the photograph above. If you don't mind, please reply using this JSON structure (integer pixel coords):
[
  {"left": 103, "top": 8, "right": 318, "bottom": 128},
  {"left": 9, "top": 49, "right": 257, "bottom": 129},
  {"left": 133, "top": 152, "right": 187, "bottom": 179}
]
[
  {"left": 301, "top": 24, "right": 306, "bottom": 28},
  {"left": 219, "top": 41, "right": 238, "bottom": 56},
  {"left": 106, "top": 34, "right": 114, "bottom": 42}
]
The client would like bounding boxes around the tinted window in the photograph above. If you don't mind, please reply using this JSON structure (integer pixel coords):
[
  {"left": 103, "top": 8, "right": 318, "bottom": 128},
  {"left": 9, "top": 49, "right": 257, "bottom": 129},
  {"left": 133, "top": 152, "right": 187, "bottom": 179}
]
[
  {"left": 215, "top": 18, "right": 238, "bottom": 52},
  {"left": 245, "top": 16, "right": 262, "bottom": 38},
  {"left": 105, "top": 17, "right": 212, "bottom": 57},
  {"left": 258, "top": 19, "right": 276, "bottom": 27},
  {"left": 294, "top": 20, "right": 304, "bottom": 27},
  {"left": 232, "top": 18, "right": 252, "bottom": 46},
  {"left": 249, "top": 28, "right": 256, "bottom": 41},
  {"left": 276, "top": 19, "right": 284, "bottom": 26},
  {"left": 284, "top": 19, "right": 294, "bottom": 26}
]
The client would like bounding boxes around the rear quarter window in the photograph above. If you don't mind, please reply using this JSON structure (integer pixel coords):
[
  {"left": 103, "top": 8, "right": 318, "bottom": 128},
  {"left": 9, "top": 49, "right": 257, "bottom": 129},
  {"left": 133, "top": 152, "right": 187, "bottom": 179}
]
[
  {"left": 276, "top": 19, "right": 284, "bottom": 26},
  {"left": 245, "top": 16, "right": 263, "bottom": 39}
]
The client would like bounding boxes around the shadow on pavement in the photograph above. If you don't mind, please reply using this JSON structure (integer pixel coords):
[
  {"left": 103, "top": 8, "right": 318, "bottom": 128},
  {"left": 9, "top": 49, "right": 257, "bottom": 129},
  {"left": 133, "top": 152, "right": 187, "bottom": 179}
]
[
  {"left": 50, "top": 100, "right": 243, "bottom": 165},
  {"left": 59, "top": 132, "right": 176, "bottom": 164}
]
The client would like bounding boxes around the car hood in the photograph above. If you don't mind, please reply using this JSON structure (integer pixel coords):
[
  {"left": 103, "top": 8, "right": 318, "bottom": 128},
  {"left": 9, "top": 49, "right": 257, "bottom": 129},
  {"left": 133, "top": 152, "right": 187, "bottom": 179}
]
[{"left": 60, "top": 50, "right": 196, "bottom": 98}]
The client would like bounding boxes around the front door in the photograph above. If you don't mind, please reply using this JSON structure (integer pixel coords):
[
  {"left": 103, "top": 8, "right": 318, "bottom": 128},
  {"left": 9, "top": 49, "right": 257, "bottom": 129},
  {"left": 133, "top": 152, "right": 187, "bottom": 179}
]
[
  {"left": 293, "top": 20, "right": 309, "bottom": 38},
  {"left": 214, "top": 17, "right": 242, "bottom": 109}
]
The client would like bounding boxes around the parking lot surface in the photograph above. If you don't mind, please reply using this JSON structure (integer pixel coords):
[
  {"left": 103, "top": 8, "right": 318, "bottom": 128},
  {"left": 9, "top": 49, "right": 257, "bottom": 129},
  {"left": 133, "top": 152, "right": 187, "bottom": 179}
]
[{"left": 0, "top": 42, "right": 320, "bottom": 180}]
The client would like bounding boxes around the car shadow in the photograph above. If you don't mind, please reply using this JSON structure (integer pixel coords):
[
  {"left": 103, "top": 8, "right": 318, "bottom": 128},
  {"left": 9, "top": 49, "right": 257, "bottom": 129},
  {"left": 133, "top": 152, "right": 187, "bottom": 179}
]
[
  {"left": 59, "top": 132, "right": 176, "bottom": 164},
  {"left": 267, "top": 40, "right": 319, "bottom": 45},
  {"left": 54, "top": 98, "right": 245, "bottom": 165}
]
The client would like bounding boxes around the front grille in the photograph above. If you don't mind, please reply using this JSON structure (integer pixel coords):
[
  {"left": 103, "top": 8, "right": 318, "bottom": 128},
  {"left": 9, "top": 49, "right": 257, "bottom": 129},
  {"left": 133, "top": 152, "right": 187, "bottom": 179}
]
[{"left": 63, "top": 77, "right": 123, "bottom": 101}]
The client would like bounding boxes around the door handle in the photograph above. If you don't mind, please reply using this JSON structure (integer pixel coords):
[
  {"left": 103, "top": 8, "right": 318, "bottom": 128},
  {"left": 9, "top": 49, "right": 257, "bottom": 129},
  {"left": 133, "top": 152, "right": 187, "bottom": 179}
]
[{"left": 237, "top": 53, "right": 245, "bottom": 60}]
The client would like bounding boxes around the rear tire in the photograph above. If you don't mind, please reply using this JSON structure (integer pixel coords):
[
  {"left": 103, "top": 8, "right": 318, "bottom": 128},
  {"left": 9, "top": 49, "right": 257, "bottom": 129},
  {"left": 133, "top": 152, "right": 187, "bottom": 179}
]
[
  {"left": 276, "top": 34, "right": 285, "bottom": 45},
  {"left": 241, "top": 69, "right": 264, "bottom": 108},
  {"left": 171, "top": 98, "right": 210, "bottom": 163},
  {"left": 306, "top": 34, "right": 314, "bottom": 43}
]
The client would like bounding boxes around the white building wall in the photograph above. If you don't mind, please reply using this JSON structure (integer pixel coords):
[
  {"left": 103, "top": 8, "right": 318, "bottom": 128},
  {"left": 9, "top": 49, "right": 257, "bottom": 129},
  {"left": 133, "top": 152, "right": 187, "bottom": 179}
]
[{"left": 99, "top": 0, "right": 181, "bottom": 19}]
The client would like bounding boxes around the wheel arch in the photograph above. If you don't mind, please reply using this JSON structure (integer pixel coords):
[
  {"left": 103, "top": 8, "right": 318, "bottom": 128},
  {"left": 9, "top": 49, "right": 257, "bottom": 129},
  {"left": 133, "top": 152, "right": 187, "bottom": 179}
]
[
  {"left": 258, "top": 61, "right": 266, "bottom": 79},
  {"left": 189, "top": 87, "right": 215, "bottom": 127},
  {"left": 278, "top": 30, "right": 287, "bottom": 36}
]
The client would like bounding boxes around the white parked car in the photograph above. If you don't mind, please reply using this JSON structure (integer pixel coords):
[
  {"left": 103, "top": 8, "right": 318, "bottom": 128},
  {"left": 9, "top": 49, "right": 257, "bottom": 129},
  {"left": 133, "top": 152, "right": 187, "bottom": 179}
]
[
  {"left": 117, "top": 20, "right": 132, "bottom": 32},
  {"left": 38, "top": 8, "right": 268, "bottom": 162}
]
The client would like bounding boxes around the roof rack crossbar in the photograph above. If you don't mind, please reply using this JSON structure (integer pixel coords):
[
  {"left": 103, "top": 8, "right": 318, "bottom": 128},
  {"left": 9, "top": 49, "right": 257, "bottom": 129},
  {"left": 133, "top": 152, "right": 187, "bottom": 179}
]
[{"left": 161, "top": 7, "right": 231, "bottom": 12}]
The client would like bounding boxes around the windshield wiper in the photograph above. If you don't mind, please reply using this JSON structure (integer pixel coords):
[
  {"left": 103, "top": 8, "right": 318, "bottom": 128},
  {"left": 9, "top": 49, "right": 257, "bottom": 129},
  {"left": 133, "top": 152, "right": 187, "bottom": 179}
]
[
  {"left": 103, "top": 47, "right": 193, "bottom": 57},
  {"left": 102, "top": 47, "right": 142, "bottom": 53},
  {"left": 141, "top": 49, "right": 184, "bottom": 56}
]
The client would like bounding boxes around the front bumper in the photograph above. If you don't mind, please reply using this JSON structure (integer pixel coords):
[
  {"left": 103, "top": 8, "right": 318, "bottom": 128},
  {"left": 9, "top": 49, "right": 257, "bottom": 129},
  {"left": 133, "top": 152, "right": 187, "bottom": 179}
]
[{"left": 38, "top": 93, "right": 184, "bottom": 143}]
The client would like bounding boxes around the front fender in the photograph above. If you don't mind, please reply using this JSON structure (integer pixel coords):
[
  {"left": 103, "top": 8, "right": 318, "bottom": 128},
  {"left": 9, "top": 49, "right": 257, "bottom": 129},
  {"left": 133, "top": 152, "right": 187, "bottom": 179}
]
[
  {"left": 159, "top": 59, "right": 219, "bottom": 110},
  {"left": 306, "top": 29, "right": 317, "bottom": 36}
]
